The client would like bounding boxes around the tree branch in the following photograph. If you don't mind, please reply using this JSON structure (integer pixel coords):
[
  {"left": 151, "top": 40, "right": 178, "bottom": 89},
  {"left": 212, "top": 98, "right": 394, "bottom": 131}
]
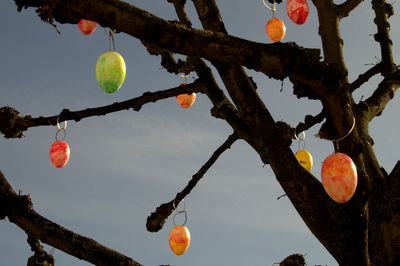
[
  {"left": 351, "top": 63, "right": 382, "bottom": 92},
  {"left": 14, "top": 0, "right": 321, "bottom": 81},
  {"left": 337, "top": 0, "right": 364, "bottom": 18},
  {"left": 0, "top": 171, "right": 142, "bottom": 266},
  {"left": 372, "top": 0, "right": 395, "bottom": 76},
  {"left": 293, "top": 111, "right": 325, "bottom": 137},
  {"left": 146, "top": 132, "right": 239, "bottom": 232},
  {"left": 363, "top": 69, "right": 400, "bottom": 120},
  {"left": 0, "top": 81, "right": 205, "bottom": 138}
]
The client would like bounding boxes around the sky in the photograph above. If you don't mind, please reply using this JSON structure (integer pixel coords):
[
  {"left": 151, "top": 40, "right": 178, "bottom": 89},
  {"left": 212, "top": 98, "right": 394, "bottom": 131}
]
[{"left": 1, "top": 1, "right": 400, "bottom": 265}]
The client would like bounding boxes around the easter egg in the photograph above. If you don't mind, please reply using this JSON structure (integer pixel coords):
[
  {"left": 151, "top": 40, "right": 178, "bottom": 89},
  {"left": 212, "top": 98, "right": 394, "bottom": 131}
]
[
  {"left": 266, "top": 18, "right": 286, "bottom": 42},
  {"left": 49, "top": 140, "right": 70, "bottom": 168},
  {"left": 286, "top": 0, "right": 309, "bottom": 25},
  {"left": 78, "top": 19, "right": 98, "bottom": 35},
  {"left": 95, "top": 51, "right": 126, "bottom": 93},
  {"left": 169, "top": 225, "right": 190, "bottom": 255},
  {"left": 321, "top": 153, "right": 357, "bottom": 203},
  {"left": 295, "top": 149, "right": 313, "bottom": 171},
  {"left": 176, "top": 84, "right": 196, "bottom": 108}
]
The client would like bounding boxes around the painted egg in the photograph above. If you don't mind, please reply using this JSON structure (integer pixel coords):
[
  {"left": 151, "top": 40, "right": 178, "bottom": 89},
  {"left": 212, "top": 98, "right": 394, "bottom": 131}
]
[
  {"left": 321, "top": 153, "right": 357, "bottom": 203},
  {"left": 169, "top": 225, "right": 190, "bottom": 255},
  {"left": 176, "top": 84, "right": 196, "bottom": 109},
  {"left": 49, "top": 140, "right": 70, "bottom": 168},
  {"left": 95, "top": 51, "right": 126, "bottom": 93},
  {"left": 266, "top": 18, "right": 286, "bottom": 42},
  {"left": 286, "top": 0, "right": 309, "bottom": 25},
  {"left": 78, "top": 19, "right": 98, "bottom": 35},
  {"left": 295, "top": 149, "right": 313, "bottom": 171}
]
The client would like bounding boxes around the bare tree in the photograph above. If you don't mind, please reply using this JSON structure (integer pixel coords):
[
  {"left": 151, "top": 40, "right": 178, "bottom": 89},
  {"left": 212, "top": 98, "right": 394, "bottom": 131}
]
[{"left": 1, "top": 0, "right": 399, "bottom": 265}]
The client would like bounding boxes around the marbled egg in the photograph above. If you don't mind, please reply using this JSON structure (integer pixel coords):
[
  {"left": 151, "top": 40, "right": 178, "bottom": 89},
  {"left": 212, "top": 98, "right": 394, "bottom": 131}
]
[
  {"left": 95, "top": 51, "right": 126, "bottom": 93},
  {"left": 321, "top": 153, "right": 357, "bottom": 203},
  {"left": 169, "top": 225, "right": 190, "bottom": 255},
  {"left": 266, "top": 18, "right": 286, "bottom": 42},
  {"left": 286, "top": 0, "right": 309, "bottom": 25},
  {"left": 49, "top": 140, "right": 70, "bottom": 168},
  {"left": 78, "top": 19, "right": 98, "bottom": 35}
]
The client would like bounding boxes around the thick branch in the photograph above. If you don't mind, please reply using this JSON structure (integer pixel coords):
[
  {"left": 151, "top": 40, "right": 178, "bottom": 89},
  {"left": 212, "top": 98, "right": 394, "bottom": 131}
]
[
  {"left": 0, "top": 171, "right": 142, "bottom": 266},
  {"left": 372, "top": 0, "right": 395, "bottom": 76},
  {"left": 337, "top": 0, "right": 364, "bottom": 18},
  {"left": 0, "top": 82, "right": 205, "bottom": 138},
  {"left": 146, "top": 132, "right": 239, "bottom": 232},
  {"left": 14, "top": 0, "right": 321, "bottom": 81},
  {"left": 351, "top": 63, "right": 382, "bottom": 92},
  {"left": 363, "top": 69, "right": 400, "bottom": 119}
]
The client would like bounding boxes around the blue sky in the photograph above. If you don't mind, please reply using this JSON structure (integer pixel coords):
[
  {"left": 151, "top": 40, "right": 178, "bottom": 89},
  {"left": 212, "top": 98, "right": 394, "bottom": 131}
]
[{"left": 1, "top": 1, "right": 400, "bottom": 265}]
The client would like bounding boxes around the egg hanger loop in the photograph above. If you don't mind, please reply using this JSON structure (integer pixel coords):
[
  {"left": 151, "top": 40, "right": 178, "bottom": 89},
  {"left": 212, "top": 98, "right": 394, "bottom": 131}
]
[
  {"left": 104, "top": 28, "right": 116, "bottom": 51},
  {"left": 173, "top": 210, "right": 187, "bottom": 226},
  {"left": 172, "top": 198, "right": 186, "bottom": 214},
  {"left": 262, "top": 0, "right": 277, "bottom": 17},
  {"left": 181, "top": 73, "right": 191, "bottom": 83},
  {"left": 172, "top": 198, "right": 188, "bottom": 226},
  {"left": 294, "top": 129, "right": 306, "bottom": 150},
  {"left": 56, "top": 113, "right": 67, "bottom": 141},
  {"left": 315, "top": 117, "right": 356, "bottom": 153},
  {"left": 56, "top": 114, "right": 67, "bottom": 130}
]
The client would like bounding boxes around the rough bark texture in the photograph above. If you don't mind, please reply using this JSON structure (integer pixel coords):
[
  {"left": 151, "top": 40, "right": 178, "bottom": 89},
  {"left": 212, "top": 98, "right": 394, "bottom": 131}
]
[{"left": 1, "top": 0, "right": 400, "bottom": 265}]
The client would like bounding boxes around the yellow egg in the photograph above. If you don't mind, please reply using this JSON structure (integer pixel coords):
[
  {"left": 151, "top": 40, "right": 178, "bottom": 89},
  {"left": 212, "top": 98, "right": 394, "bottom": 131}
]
[
  {"left": 295, "top": 149, "right": 313, "bottom": 171},
  {"left": 95, "top": 51, "right": 126, "bottom": 93}
]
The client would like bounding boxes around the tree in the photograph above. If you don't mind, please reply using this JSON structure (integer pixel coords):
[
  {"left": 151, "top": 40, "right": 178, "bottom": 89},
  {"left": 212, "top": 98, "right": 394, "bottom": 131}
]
[{"left": 1, "top": 0, "right": 399, "bottom": 265}]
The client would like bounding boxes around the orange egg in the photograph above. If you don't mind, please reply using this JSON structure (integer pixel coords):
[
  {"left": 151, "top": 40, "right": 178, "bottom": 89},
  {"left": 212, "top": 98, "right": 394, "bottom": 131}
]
[
  {"left": 169, "top": 225, "right": 190, "bottom": 255},
  {"left": 176, "top": 83, "right": 196, "bottom": 108},
  {"left": 321, "top": 153, "right": 358, "bottom": 203},
  {"left": 266, "top": 18, "right": 286, "bottom": 42}
]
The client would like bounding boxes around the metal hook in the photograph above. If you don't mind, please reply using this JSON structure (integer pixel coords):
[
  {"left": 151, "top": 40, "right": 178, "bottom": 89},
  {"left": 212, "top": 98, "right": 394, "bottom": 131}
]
[
  {"left": 172, "top": 198, "right": 186, "bottom": 214},
  {"left": 56, "top": 114, "right": 67, "bottom": 130},
  {"left": 55, "top": 128, "right": 66, "bottom": 141},
  {"left": 262, "top": 0, "right": 277, "bottom": 13},
  {"left": 173, "top": 210, "right": 187, "bottom": 226}
]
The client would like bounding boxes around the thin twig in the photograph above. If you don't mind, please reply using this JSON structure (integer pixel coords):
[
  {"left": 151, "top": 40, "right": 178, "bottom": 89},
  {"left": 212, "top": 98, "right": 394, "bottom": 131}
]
[{"left": 146, "top": 132, "right": 240, "bottom": 232}]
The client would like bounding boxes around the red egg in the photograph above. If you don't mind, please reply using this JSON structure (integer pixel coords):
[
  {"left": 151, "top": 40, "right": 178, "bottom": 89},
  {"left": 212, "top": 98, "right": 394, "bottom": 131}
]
[
  {"left": 169, "top": 225, "right": 190, "bottom": 255},
  {"left": 266, "top": 18, "right": 286, "bottom": 42},
  {"left": 286, "top": 0, "right": 309, "bottom": 25},
  {"left": 49, "top": 140, "right": 70, "bottom": 168},
  {"left": 321, "top": 153, "right": 357, "bottom": 203},
  {"left": 78, "top": 19, "right": 98, "bottom": 35}
]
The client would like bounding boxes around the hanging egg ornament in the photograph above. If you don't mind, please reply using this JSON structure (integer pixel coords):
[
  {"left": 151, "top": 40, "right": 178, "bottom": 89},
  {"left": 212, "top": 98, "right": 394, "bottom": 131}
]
[
  {"left": 169, "top": 225, "right": 191, "bottom": 255},
  {"left": 295, "top": 149, "right": 313, "bottom": 171},
  {"left": 266, "top": 18, "right": 286, "bottom": 42},
  {"left": 95, "top": 51, "right": 126, "bottom": 93},
  {"left": 78, "top": 19, "right": 98, "bottom": 35},
  {"left": 321, "top": 153, "right": 358, "bottom": 203},
  {"left": 286, "top": 0, "right": 309, "bottom": 25},
  {"left": 49, "top": 140, "right": 70, "bottom": 168},
  {"left": 176, "top": 84, "right": 196, "bottom": 109}
]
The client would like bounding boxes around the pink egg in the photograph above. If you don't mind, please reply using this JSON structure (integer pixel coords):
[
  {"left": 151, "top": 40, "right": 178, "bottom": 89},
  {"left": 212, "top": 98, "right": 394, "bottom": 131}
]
[
  {"left": 78, "top": 19, "right": 98, "bottom": 35},
  {"left": 321, "top": 153, "right": 357, "bottom": 203},
  {"left": 286, "top": 0, "right": 309, "bottom": 25},
  {"left": 49, "top": 140, "right": 70, "bottom": 168}
]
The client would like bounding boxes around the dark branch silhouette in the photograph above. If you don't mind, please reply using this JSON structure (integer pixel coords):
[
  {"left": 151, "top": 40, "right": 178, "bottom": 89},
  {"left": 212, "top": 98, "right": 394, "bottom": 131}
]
[{"left": 147, "top": 132, "right": 239, "bottom": 232}]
